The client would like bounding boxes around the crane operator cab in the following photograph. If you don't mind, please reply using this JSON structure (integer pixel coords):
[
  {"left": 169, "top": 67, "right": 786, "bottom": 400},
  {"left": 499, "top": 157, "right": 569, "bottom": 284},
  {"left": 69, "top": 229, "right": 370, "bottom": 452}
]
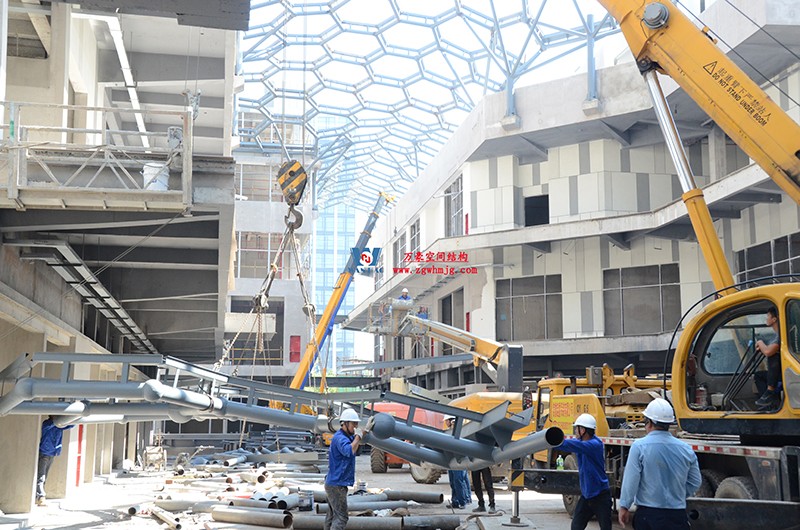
[{"left": 674, "top": 284, "right": 800, "bottom": 445}]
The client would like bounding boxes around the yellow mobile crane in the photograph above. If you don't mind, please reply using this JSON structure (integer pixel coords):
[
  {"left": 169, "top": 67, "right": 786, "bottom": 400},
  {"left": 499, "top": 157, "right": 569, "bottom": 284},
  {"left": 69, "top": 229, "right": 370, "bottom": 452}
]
[
  {"left": 519, "top": 1, "right": 800, "bottom": 522},
  {"left": 594, "top": 0, "right": 800, "bottom": 442}
]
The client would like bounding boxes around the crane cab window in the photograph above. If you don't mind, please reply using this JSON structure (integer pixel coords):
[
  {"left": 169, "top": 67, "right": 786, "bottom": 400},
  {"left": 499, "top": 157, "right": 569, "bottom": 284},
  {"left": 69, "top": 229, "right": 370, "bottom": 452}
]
[
  {"left": 690, "top": 300, "right": 777, "bottom": 411},
  {"left": 786, "top": 299, "right": 800, "bottom": 363}
]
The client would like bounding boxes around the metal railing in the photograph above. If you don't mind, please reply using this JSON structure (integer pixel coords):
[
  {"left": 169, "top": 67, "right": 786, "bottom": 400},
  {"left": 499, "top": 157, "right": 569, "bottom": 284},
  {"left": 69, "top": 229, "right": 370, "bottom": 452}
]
[{"left": 0, "top": 100, "right": 193, "bottom": 209}]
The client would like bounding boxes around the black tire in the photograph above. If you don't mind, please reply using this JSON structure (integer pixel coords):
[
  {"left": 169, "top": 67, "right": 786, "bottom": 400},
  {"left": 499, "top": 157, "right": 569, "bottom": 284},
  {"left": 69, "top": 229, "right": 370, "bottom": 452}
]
[
  {"left": 714, "top": 476, "right": 758, "bottom": 499},
  {"left": 561, "top": 454, "right": 580, "bottom": 517},
  {"left": 696, "top": 469, "right": 728, "bottom": 498},
  {"left": 370, "top": 447, "right": 387, "bottom": 473},
  {"left": 410, "top": 463, "right": 443, "bottom": 484}
]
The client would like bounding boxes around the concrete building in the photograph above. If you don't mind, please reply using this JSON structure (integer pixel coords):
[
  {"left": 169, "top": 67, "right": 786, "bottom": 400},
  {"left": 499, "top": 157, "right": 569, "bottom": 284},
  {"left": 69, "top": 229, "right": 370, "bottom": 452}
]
[
  {"left": 0, "top": 1, "right": 246, "bottom": 512},
  {"left": 344, "top": 1, "right": 800, "bottom": 398}
]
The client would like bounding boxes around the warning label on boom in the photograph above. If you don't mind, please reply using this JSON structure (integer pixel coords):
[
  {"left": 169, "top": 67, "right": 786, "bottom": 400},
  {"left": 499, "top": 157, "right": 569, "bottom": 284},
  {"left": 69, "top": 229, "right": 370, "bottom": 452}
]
[{"left": 704, "top": 61, "right": 770, "bottom": 127}]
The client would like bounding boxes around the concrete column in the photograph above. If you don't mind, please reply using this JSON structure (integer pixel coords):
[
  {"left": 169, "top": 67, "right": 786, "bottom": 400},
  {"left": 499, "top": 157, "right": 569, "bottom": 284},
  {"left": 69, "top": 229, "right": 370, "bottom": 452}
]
[
  {"left": 125, "top": 423, "right": 138, "bottom": 464},
  {"left": 0, "top": 0, "right": 8, "bottom": 111},
  {"left": 0, "top": 322, "right": 46, "bottom": 513},
  {"left": 83, "top": 424, "right": 97, "bottom": 484},
  {"left": 41, "top": 339, "right": 82, "bottom": 499},
  {"left": 94, "top": 421, "right": 104, "bottom": 473},
  {"left": 112, "top": 424, "right": 126, "bottom": 469},
  {"left": 708, "top": 125, "right": 728, "bottom": 182},
  {"left": 100, "top": 424, "right": 113, "bottom": 475},
  {"left": 48, "top": 2, "right": 72, "bottom": 142}
]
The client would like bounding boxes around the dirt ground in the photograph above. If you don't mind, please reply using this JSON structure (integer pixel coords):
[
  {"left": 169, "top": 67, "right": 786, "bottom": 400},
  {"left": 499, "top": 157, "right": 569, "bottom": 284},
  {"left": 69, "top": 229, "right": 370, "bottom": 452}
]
[{"left": 1, "top": 454, "right": 623, "bottom": 529}]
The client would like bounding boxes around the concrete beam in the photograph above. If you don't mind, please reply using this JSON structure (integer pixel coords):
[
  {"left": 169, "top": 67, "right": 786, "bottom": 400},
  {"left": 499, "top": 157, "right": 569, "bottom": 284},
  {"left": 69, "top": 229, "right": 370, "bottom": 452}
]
[
  {"left": 111, "top": 89, "right": 224, "bottom": 109},
  {"left": 98, "top": 50, "right": 224, "bottom": 83}
]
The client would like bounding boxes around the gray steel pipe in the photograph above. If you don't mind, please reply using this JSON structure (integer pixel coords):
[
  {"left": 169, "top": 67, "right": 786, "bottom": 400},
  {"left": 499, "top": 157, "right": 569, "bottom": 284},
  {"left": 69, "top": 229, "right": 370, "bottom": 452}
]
[
  {"left": 315, "top": 500, "right": 409, "bottom": 513},
  {"left": 369, "top": 413, "right": 495, "bottom": 460},
  {"left": 151, "top": 505, "right": 182, "bottom": 530},
  {"left": 383, "top": 490, "right": 443, "bottom": 504},
  {"left": 404, "top": 516, "right": 461, "bottom": 530},
  {"left": 211, "top": 506, "right": 292, "bottom": 528},
  {"left": 292, "top": 514, "right": 403, "bottom": 530},
  {"left": 367, "top": 427, "right": 563, "bottom": 471},
  {"left": 0, "top": 379, "right": 149, "bottom": 416}
]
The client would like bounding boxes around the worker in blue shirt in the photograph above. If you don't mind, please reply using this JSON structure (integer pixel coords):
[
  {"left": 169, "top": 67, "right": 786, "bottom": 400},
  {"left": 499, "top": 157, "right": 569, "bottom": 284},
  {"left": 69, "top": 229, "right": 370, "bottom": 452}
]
[
  {"left": 36, "top": 416, "right": 74, "bottom": 506},
  {"left": 558, "top": 413, "right": 611, "bottom": 530},
  {"left": 618, "top": 398, "right": 701, "bottom": 529},
  {"left": 325, "top": 409, "right": 371, "bottom": 530}
]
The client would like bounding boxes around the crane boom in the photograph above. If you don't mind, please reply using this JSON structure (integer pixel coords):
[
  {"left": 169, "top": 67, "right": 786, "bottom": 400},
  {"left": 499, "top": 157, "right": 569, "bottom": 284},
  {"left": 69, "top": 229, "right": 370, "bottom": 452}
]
[
  {"left": 290, "top": 192, "right": 394, "bottom": 390},
  {"left": 597, "top": 0, "right": 800, "bottom": 202}
]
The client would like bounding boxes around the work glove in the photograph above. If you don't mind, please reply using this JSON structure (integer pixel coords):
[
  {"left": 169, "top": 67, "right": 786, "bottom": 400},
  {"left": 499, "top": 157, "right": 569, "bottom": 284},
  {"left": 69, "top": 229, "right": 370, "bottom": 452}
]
[
  {"left": 355, "top": 427, "right": 368, "bottom": 439},
  {"left": 363, "top": 416, "right": 376, "bottom": 433}
]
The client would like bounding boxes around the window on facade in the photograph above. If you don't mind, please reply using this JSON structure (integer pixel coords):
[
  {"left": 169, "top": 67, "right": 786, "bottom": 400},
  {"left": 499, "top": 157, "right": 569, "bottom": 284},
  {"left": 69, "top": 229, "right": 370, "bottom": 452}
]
[
  {"left": 525, "top": 195, "right": 549, "bottom": 226},
  {"left": 440, "top": 289, "right": 464, "bottom": 355},
  {"left": 235, "top": 163, "right": 284, "bottom": 202},
  {"left": 227, "top": 298, "right": 284, "bottom": 366},
  {"left": 409, "top": 219, "right": 421, "bottom": 255},
  {"left": 603, "top": 264, "right": 680, "bottom": 336},
  {"left": 444, "top": 176, "right": 463, "bottom": 237},
  {"left": 236, "top": 232, "right": 298, "bottom": 279},
  {"left": 496, "top": 275, "right": 562, "bottom": 341},
  {"left": 393, "top": 232, "right": 407, "bottom": 269},
  {"left": 736, "top": 232, "right": 800, "bottom": 286}
]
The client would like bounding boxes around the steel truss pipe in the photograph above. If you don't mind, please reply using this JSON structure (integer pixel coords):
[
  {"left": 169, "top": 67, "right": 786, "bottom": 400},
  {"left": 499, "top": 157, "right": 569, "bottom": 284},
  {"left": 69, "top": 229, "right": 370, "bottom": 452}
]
[
  {"left": 1, "top": 377, "right": 336, "bottom": 433},
  {"left": 9, "top": 401, "right": 200, "bottom": 426},
  {"left": 0, "top": 379, "right": 150, "bottom": 416},
  {"left": 365, "top": 423, "right": 563, "bottom": 471},
  {"left": 369, "top": 412, "right": 495, "bottom": 460}
]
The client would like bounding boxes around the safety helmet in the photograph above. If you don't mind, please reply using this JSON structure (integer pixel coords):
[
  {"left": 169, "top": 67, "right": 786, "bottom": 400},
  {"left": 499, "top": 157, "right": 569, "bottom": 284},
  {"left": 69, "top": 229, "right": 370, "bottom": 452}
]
[
  {"left": 339, "top": 408, "right": 360, "bottom": 424},
  {"left": 444, "top": 414, "right": 456, "bottom": 421},
  {"left": 643, "top": 398, "right": 676, "bottom": 425},
  {"left": 573, "top": 413, "right": 597, "bottom": 430},
  {"left": 402, "top": 288, "right": 409, "bottom": 294}
]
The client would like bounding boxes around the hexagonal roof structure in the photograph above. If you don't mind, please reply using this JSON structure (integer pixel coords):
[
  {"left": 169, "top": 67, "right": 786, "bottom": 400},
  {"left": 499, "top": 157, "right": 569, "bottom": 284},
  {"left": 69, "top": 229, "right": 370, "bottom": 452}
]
[{"left": 238, "top": 0, "right": 622, "bottom": 210}]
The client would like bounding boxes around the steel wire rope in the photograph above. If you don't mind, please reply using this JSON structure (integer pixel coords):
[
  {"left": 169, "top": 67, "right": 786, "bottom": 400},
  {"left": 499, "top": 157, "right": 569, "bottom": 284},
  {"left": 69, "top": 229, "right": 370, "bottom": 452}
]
[
  {"left": 676, "top": 0, "right": 800, "bottom": 110},
  {"left": 0, "top": 210, "right": 184, "bottom": 346}
]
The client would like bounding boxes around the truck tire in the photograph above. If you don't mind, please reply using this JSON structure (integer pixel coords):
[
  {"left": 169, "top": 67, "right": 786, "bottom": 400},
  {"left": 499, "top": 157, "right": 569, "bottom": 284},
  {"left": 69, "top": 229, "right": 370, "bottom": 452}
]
[
  {"left": 696, "top": 469, "right": 728, "bottom": 497},
  {"left": 561, "top": 454, "right": 580, "bottom": 517},
  {"left": 370, "top": 448, "right": 387, "bottom": 473},
  {"left": 410, "top": 463, "right": 443, "bottom": 484},
  {"left": 714, "top": 476, "right": 757, "bottom": 499}
]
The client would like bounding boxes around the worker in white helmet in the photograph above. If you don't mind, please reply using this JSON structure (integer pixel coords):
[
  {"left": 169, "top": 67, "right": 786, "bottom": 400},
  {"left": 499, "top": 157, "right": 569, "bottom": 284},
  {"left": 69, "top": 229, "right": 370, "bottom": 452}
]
[
  {"left": 557, "top": 413, "right": 611, "bottom": 530},
  {"left": 443, "top": 415, "right": 472, "bottom": 510},
  {"left": 398, "top": 287, "right": 411, "bottom": 301},
  {"left": 618, "top": 398, "right": 701, "bottom": 529},
  {"left": 325, "top": 409, "right": 372, "bottom": 530}
]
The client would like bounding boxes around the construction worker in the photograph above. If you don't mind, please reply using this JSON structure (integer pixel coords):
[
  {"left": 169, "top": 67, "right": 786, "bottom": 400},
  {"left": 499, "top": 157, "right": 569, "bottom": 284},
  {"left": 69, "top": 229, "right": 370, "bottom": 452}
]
[
  {"left": 36, "top": 416, "right": 74, "bottom": 506},
  {"left": 558, "top": 413, "right": 611, "bottom": 530},
  {"left": 444, "top": 415, "right": 472, "bottom": 509},
  {"left": 618, "top": 398, "right": 701, "bottom": 529},
  {"left": 398, "top": 288, "right": 411, "bottom": 301},
  {"left": 754, "top": 307, "right": 782, "bottom": 410},
  {"left": 325, "top": 409, "right": 371, "bottom": 530}
]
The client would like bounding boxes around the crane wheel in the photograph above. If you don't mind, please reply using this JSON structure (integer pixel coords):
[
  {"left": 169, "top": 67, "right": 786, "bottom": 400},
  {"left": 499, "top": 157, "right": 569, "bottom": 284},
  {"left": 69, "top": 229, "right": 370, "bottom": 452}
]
[
  {"left": 696, "top": 469, "right": 728, "bottom": 497},
  {"left": 370, "top": 447, "right": 387, "bottom": 473},
  {"left": 410, "top": 463, "right": 443, "bottom": 484},
  {"left": 714, "top": 476, "right": 757, "bottom": 499},
  {"left": 561, "top": 454, "right": 579, "bottom": 517}
]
